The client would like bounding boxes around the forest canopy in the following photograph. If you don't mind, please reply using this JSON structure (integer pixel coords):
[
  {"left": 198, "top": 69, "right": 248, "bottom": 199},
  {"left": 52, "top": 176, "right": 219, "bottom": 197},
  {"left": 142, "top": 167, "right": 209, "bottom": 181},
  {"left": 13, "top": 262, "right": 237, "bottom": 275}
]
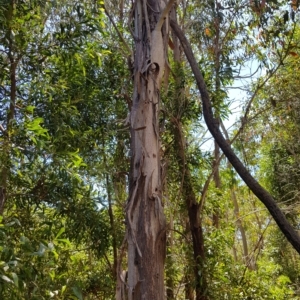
[{"left": 0, "top": 0, "right": 300, "bottom": 299}]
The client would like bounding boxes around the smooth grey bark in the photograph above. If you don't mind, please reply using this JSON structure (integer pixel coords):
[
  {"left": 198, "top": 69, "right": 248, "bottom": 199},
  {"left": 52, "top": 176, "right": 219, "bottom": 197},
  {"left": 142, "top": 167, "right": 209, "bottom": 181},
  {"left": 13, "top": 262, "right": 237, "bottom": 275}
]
[{"left": 170, "top": 19, "right": 300, "bottom": 254}]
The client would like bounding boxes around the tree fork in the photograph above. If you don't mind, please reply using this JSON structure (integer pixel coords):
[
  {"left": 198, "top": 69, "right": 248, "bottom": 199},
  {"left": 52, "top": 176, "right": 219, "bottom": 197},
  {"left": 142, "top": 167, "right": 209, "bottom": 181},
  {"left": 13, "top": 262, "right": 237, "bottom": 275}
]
[{"left": 170, "top": 19, "right": 300, "bottom": 254}]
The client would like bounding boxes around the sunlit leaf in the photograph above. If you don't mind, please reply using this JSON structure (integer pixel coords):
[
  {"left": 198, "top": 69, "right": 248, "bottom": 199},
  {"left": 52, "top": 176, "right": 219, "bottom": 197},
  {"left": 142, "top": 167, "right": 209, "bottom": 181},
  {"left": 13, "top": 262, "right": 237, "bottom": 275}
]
[
  {"left": 55, "top": 227, "right": 65, "bottom": 239},
  {"left": 1, "top": 275, "right": 12, "bottom": 283}
]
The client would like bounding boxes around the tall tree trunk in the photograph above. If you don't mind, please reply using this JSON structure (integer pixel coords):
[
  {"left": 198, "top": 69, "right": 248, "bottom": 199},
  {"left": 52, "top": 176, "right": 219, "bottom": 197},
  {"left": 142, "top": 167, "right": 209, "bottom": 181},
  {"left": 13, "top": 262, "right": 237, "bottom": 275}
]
[
  {"left": 183, "top": 221, "right": 195, "bottom": 300},
  {"left": 170, "top": 8, "right": 207, "bottom": 297},
  {"left": 126, "top": 1, "right": 174, "bottom": 299},
  {"left": 172, "top": 119, "right": 207, "bottom": 300}
]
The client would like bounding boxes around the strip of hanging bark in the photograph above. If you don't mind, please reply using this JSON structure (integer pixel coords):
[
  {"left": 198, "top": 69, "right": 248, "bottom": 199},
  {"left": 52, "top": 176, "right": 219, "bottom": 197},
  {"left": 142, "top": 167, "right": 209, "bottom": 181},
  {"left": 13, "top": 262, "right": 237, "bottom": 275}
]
[
  {"left": 170, "top": 19, "right": 300, "bottom": 254},
  {"left": 116, "top": 236, "right": 128, "bottom": 300}
]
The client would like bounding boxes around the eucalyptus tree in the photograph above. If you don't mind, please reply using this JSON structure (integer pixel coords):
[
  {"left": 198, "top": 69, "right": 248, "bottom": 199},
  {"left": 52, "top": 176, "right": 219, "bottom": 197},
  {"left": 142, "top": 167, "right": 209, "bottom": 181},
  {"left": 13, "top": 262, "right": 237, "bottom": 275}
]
[
  {"left": 120, "top": 0, "right": 300, "bottom": 298},
  {"left": 166, "top": 23, "right": 208, "bottom": 299},
  {"left": 122, "top": 1, "right": 177, "bottom": 298},
  {"left": 2, "top": 0, "right": 300, "bottom": 298}
]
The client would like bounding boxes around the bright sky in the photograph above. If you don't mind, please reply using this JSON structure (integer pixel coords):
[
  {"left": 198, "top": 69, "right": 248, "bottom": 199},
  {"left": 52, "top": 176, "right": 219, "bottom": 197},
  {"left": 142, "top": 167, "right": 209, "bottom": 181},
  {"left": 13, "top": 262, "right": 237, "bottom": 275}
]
[{"left": 200, "top": 58, "right": 264, "bottom": 151}]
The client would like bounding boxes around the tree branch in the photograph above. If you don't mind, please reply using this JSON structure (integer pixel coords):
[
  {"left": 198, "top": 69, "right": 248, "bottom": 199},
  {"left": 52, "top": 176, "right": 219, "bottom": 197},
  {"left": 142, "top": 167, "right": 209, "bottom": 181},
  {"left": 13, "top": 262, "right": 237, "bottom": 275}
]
[
  {"left": 170, "top": 19, "right": 300, "bottom": 254},
  {"left": 103, "top": 5, "right": 132, "bottom": 56},
  {"left": 155, "top": 0, "right": 176, "bottom": 31}
]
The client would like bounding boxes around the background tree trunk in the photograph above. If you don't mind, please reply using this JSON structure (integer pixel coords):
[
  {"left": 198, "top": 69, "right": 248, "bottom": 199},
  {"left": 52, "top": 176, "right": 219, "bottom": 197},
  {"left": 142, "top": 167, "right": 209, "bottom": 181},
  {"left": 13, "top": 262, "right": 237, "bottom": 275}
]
[
  {"left": 171, "top": 119, "right": 207, "bottom": 300},
  {"left": 169, "top": 8, "right": 207, "bottom": 298}
]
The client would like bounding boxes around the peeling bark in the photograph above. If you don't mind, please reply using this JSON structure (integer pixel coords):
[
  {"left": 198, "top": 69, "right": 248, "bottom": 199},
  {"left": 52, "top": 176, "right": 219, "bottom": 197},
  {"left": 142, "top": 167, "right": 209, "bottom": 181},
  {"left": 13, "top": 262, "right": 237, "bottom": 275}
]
[{"left": 125, "top": 1, "right": 174, "bottom": 298}]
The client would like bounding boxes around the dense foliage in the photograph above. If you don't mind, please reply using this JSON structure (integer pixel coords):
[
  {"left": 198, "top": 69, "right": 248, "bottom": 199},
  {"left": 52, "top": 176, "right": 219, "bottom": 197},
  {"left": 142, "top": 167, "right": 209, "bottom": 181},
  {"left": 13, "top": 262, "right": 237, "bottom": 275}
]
[{"left": 0, "top": 0, "right": 300, "bottom": 299}]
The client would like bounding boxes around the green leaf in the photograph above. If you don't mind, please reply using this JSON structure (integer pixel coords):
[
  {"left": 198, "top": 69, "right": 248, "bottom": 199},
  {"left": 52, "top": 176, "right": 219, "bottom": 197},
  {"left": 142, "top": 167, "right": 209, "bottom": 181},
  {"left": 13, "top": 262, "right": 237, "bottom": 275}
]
[
  {"left": 20, "top": 235, "right": 30, "bottom": 243},
  {"left": 49, "top": 270, "right": 55, "bottom": 280},
  {"left": 51, "top": 250, "right": 59, "bottom": 260},
  {"left": 11, "top": 272, "right": 18, "bottom": 287},
  {"left": 61, "top": 285, "right": 67, "bottom": 294},
  {"left": 55, "top": 227, "right": 65, "bottom": 239},
  {"left": 26, "top": 117, "right": 49, "bottom": 137},
  {"left": 25, "top": 105, "right": 35, "bottom": 113},
  {"left": 72, "top": 286, "right": 83, "bottom": 300},
  {"left": 29, "top": 135, "right": 37, "bottom": 144},
  {"left": 56, "top": 239, "right": 72, "bottom": 247}
]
